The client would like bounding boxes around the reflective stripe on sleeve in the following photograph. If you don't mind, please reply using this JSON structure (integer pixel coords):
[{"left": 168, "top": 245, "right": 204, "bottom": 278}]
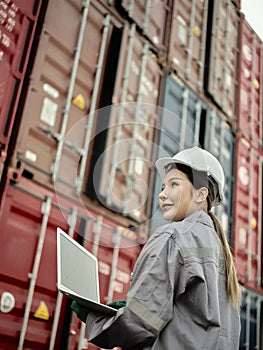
[
  {"left": 126, "top": 297, "right": 166, "bottom": 331},
  {"left": 180, "top": 247, "right": 225, "bottom": 268}
]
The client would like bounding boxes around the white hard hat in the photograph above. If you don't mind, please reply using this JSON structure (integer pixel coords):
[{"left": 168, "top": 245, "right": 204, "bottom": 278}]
[{"left": 155, "top": 146, "right": 225, "bottom": 206}]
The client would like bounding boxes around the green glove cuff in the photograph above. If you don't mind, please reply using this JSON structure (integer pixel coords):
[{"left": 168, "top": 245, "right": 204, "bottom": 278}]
[
  {"left": 106, "top": 300, "right": 126, "bottom": 309},
  {"left": 71, "top": 301, "right": 90, "bottom": 323}
]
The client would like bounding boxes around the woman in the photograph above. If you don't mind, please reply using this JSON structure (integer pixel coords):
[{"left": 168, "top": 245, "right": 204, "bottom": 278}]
[{"left": 73, "top": 146, "right": 241, "bottom": 349}]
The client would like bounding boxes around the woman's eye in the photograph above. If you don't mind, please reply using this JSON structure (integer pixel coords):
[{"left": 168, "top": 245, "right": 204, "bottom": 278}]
[{"left": 171, "top": 182, "right": 178, "bottom": 187}]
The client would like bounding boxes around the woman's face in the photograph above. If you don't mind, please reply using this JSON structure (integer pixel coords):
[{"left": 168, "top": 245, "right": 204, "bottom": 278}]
[{"left": 159, "top": 168, "right": 195, "bottom": 222}]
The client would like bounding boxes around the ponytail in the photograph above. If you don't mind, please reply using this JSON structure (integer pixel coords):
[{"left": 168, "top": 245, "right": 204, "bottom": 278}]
[
  {"left": 206, "top": 184, "right": 241, "bottom": 308},
  {"left": 208, "top": 212, "right": 241, "bottom": 307}
]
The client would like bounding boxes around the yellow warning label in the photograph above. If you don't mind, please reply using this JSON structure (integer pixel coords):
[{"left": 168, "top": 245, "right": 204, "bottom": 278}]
[
  {"left": 33, "top": 301, "right": 49, "bottom": 320},
  {"left": 193, "top": 26, "right": 201, "bottom": 37},
  {"left": 251, "top": 217, "right": 257, "bottom": 229},
  {"left": 253, "top": 79, "right": 260, "bottom": 89},
  {"left": 72, "top": 93, "right": 85, "bottom": 110}
]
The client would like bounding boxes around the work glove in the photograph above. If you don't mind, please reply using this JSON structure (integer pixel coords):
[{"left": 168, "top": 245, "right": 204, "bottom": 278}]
[
  {"left": 71, "top": 300, "right": 126, "bottom": 323},
  {"left": 107, "top": 300, "right": 126, "bottom": 309},
  {"left": 71, "top": 301, "right": 90, "bottom": 323}
]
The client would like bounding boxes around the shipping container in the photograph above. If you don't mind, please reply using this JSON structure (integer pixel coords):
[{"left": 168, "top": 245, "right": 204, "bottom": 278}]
[
  {"left": 0, "top": 0, "right": 43, "bottom": 160},
  {"left": 168, "top": 0, "right": 208, "bottom": 93},
  {"left": 10, "top": 0, "right": 122, "bottom": 198},
  {"left": 204, "top": 0, "right": 240, "bottom": 122},
  {"left": 233, "top": 136, "right": 263, "bottom": 293},
  {"left": 150, "top": 75, "right": 235, "bottom": 239},
  {"left": 0, "top": 180, "right": 76, "bottom": 350},
  {"left": 0, "top": 179, "right": 141, "bottom": 350},
  {"left": 115, "top": 0, "right": 170, "bottom": 50},
  {"left": 239, "top": 287, "right": 263, "bottom": 350},
  {"left": 237, "top": 16, "right": 263, "bottom": 149},
  {"left": 204, "top": 108, "right": 236, "bottom": 240},
  {"left": 86, "top": 23, "right": 162, "bottom": 224}
]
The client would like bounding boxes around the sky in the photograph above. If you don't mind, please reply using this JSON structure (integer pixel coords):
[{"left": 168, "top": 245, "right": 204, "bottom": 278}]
[{"left": 241, "top": 0, "right": 263, "bottom": 40}]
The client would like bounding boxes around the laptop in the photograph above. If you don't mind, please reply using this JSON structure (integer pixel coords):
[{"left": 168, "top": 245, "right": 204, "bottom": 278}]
[{"left": 56, "top": 227, "right": 117, "bottom": 316}]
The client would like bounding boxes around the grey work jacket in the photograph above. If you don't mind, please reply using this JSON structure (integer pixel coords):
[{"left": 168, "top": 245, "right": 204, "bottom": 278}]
[{"left": 85, "top": 211, "right": 241, "bottom": 349}]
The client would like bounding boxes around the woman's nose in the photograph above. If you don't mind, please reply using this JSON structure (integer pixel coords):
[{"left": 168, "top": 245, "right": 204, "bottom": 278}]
[{"left": 159, "top": 189, "right": 167, "bottom": 200}]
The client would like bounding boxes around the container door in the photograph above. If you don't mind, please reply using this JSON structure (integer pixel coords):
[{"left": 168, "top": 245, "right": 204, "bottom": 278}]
[
  {"left": 0, "top": 0, "right": 43, "bottom": 159},
  {"left": 118, "top": 0, "right": 169, "bottom": 48},
  {"left": 11, "top": 0, "right": 115, "bottom": 198},
  {"left": 87, "top": 24, "right": 162, "bottom": 224},
  {"left": 233, "top": 137, "right": 263, "bottom": 292},
  {"left": 204, "top": 0, "right": 239, "bottom": 123},
  {"left": 168, "top": 0, "right": 208, "bottom": 92},
  {"left": 0, "top": 184, "right": 79, "bottom": 349}
]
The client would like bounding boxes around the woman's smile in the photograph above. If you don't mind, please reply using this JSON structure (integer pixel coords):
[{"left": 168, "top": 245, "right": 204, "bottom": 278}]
[{"left": 159, "top": 169, "right": 195, "bottom": 221}]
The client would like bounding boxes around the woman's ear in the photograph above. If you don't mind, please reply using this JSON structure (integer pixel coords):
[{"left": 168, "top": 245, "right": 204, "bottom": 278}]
[{"left": 195, "top": 187, "right": 209, "bottom": 204}]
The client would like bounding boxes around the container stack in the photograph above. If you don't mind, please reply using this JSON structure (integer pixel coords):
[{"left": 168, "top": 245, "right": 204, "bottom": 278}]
[
  {"left": 233, "top": 15, "right": 263, "bottom": 349},
  {"left": 0, "top": 0, "right": 262, "bottom": 349}
]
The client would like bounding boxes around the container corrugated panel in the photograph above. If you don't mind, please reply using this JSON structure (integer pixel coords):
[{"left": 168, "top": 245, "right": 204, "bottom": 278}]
[
  {"left": 233, "top": 136, "right": 263, "bottom": 293},
  {"left": 168, "top": 0, "right": 208, "bottom": 92},
  {"left": 150, "top": 75, "right": 205, "bottom": 232},
  {"left": 11, "top": 0, "right": 120, "bottom": 197},
  {"left": 205, "top": 0, "right": 240, "bottom": 122},
  {"left": 204, "top": 109, "right": 235, "bottom": 241},
  {"left": 239, "top": 287, "right": 263, "bottom": 349},
  {"left": 237, "top": 17, "right": 263, "bottom": 149},
  {"left": 117, "top": 0, "right": 170, "bottom": 49},
  {"left": 0, "top": 0, "right": 43, "bottom": 160},
  {"left": 0, "top": 182, "right": 76, "bottom": 350},
  {"left": 0, "top": 180, "right": 141, "bottom": 350},
  {"left": 89, "top": 24, "right": 162, "bottom": 224}
]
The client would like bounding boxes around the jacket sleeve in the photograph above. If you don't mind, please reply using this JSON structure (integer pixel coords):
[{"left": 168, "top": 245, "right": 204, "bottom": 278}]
[{"left": 85, "top": 231, "right": 185, "bottom": 349}]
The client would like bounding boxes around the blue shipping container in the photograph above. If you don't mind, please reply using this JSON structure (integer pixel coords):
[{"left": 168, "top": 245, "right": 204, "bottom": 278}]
[{"left": 150, "top": 75, "right": 235, "bottom": 241}]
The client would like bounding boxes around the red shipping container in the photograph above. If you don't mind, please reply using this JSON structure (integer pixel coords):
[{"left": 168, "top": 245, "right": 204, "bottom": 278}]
[
  {"left": 233, "top": 137, "right": 263, "bottom": 293},
  {"left": 0, "top": 179, "right": 141, "bottom": 350},
  {"left": 237, "top": 16, "right": 263, "bottom": 149},
  {"left": 117, "top": 0, "right": 170, "bottom": 49},
  {"left": 205, "top": 0, "right": 240, "bottom": 122},
  {"left": 91, "top": 24, "right": 162, "bottom": 223},
  {"left": 0, "top": 0, "right": 43, "bottom": 159},
  {"left": 11, "top": 0, "right": 122, "bottom": 197},
  {"left": 168, "top": 0, "right": 209, "bottom": 93}
]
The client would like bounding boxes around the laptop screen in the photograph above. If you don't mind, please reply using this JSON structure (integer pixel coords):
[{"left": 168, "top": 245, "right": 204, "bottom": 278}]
[{"left": 57, "top": 228, "right": 100, "bottom": 303}]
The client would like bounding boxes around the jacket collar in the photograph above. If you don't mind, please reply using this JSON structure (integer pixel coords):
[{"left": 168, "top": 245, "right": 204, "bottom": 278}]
[{"left": 184, "top": 210, "right": 214, "bottom": 228}]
